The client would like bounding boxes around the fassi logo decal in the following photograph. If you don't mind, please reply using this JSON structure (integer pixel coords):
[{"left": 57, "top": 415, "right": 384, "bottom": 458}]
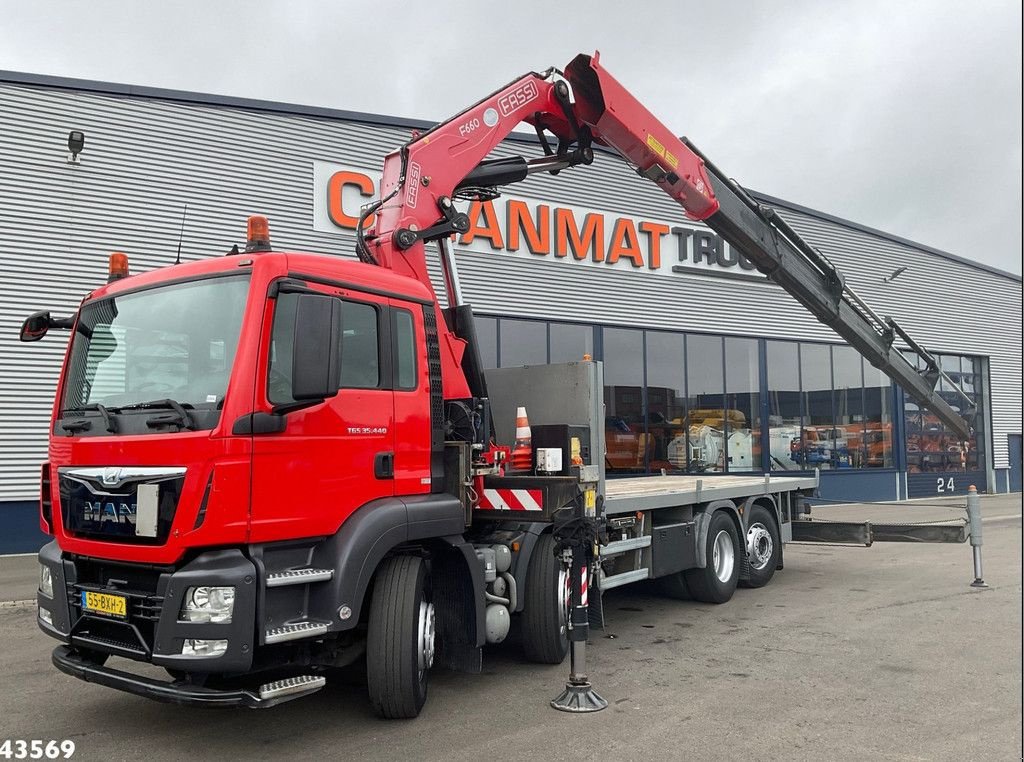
[{"left": 312, "top": 162, "right": 763, "bottom": 279}]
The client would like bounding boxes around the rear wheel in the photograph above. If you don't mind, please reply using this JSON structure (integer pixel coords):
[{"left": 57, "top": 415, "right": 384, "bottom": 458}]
[
  {"left": 739, "top": 505, "right": 781, "bottom": 589},
  {"left": 684, "top": 510, "right": 740, "bottom": 604},
  {"left": 521, "top": 533, "right": 570, "bottom": 664},
  {"left": 366, "top": 555, "right": 434, "bottom": 719}
]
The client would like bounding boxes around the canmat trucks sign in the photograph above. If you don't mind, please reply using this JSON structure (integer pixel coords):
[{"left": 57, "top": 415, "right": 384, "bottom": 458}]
[{"left": 313, "top": 162, "right": 764, "bottom": 281}]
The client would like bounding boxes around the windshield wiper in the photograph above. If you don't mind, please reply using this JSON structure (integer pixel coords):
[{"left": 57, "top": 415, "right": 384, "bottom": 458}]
[
  {"left": 61, "top": 403, "right": 117, "bottom": 434},
  {"left": 119, "top": 398, "right": 196, "bottom": 431}
]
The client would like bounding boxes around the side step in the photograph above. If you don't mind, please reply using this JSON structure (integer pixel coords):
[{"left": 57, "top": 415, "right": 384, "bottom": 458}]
[
  {"left": 266, "top": 568, "right": 334, "bottom": 587},
  {"left": 599, "top": 568, "right": 650, "bottom": 591},
  {"left": 265, "top": 621, "right": 330, "bottom": 644},
  {"left": 258, "top": 675, "right": 326, "bottom": 702},
  {"left": 601, "top": 536, "right": 652, "bottom": 556}
]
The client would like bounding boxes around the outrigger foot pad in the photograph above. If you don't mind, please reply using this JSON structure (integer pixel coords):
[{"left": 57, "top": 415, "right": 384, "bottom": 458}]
[{"left": 550, "top": 680, "right": 608, "bottom": 713}]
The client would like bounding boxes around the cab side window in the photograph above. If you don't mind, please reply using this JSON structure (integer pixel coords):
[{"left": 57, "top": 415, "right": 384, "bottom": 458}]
[
  {"left": 268, "top": 293, "right": 382, "bottom": 405},
  {"left": 340, "top": 301, "right": 380, "bottom": 389},
  {"left": 393, "top": 309, "right": 417, "bottom": 390}
]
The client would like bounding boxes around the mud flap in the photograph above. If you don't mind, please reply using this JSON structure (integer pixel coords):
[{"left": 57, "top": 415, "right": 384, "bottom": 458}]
[{"left": 432, "top": 542, "right": 483, "bottom": 674}]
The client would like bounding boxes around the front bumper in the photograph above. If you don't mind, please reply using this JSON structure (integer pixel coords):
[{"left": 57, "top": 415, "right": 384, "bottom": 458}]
[
  {"left": 38, "top": 540, "right": 257, "bottom": 673},
  {"left": 52, "top": 646, "right": 319, "bottom": 708}
]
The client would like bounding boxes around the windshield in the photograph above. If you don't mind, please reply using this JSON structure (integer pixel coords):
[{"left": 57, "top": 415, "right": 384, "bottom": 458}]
[{"left": 62, "top": 275, "right": 250, "bottom": 412}]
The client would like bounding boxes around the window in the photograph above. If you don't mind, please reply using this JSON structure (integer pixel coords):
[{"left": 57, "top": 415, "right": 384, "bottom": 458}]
[
  {"left": 863, "top": 362, "right": 894, "bottom": 468},
  {"left": 475, "top": 315, "right": 498, "bottom": 370},
  {"left": 904, "top": 351, "right": 983, "bottom": 474},
  {"left": 766, "top": 341, "right": 801, "bottom": 471},
  {"left": 603, "top": 327, "right": 645, "bottom": 473},
  {"left": 725, "top": 338, "right": 760, "bottom": 472},
  {"left": 799, "top": 343, "right": 833, "bottom": 470},
  {"left": 499, "top": 319, "right": 546, "bottom": 367},
  {"left": 339, "top": 302, "right": 380, "bottom": 389},
  {"left": 63, "top": 275, "right": 249, "bottom": 412},
  {"left": 645, "top": 331, "right": 686, "bottom": 473},
  {"left": 393, "top": 309, "right": 417, "bottom": 389},
  {"left": 268, "top": 294, "right": 381, "bottom": 405},
  {"left": 686, "top": 335, "right": 725, "bottom": 473},
  {"left": 550, "top": 322, "right": 594, "bottom": 364}
]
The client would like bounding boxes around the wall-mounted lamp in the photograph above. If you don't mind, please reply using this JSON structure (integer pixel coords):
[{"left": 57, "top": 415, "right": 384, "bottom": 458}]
[
  {"left": 67, "top": 130, "right": 85, "bottom": 164},
  {"left": 883, "top": 266, "right": 908, "bottom": 283}
]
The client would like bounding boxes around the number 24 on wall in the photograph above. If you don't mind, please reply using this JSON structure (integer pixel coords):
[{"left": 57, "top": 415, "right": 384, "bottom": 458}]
[{"left": 936, "top": 477, "right": 955, "bottom": 493}]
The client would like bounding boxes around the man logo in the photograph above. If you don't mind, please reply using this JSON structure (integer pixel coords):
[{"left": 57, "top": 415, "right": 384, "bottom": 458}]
[{"left": 102, "top": 467, "right": 124, "bottom": 486}]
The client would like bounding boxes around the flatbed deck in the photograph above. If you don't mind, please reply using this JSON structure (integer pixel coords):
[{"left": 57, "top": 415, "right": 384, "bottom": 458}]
[{"left": 603, "top": 474, "right": 818, "bottom": 514}]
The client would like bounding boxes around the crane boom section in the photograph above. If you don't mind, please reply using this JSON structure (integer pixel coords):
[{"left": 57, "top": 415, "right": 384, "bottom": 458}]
[{"left": 364, "top": 52, "right": 973, "bottom": 440}]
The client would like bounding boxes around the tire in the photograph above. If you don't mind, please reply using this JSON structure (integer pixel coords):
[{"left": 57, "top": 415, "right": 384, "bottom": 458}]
[
  {"left": 684, "top": 510, "right": 740, "bottom": 604},
  {"left": 739, "top": 504, "right": 781, "bottom": 589},
  {"left": 520, "top": 533, "right": 570, "bottom": 664},
  {"left": 366, "top": 555, "right": 434, "bottom": 719}
]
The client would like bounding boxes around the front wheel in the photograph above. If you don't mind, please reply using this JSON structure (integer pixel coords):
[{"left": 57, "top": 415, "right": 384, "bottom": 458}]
[
  {"left": 684, "top": 510, "right": 740, "bottom": 604},
  {"left": 366, "top": 555, "right": 434, "bottom": 719}
]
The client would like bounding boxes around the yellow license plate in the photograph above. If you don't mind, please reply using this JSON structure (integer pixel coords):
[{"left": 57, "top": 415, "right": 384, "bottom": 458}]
[{"left": 81, "top": 591, "right": 127, "bottom": 618}]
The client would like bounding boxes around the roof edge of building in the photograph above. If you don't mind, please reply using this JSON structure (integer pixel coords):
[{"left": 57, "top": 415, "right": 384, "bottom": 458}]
[{"left": 2, "top": 69, "right": 1020, "bottom": 284}]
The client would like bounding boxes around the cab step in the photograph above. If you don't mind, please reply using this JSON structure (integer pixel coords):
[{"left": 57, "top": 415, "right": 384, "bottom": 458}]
[
  {"left": 266, "top": 568, "right": 334, "bottom": 587},
  {"left": 265, "top": 621, "right": 330, "bottom": 644},
  {"left": 258, "top": 674, "right": 326, "bottom": 701}
]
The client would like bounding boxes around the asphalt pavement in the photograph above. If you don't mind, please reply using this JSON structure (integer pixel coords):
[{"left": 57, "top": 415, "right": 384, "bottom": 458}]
[{"left": 0, "top": 494, "right": 1020, "bottom": 761}]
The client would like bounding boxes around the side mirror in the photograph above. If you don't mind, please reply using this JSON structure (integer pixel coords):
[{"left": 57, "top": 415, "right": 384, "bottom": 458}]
[
  {"left": 20, "top": 311, "right": 52, "bottom": 342},
  {"left": 291, "top": 293, "right": 342, "bottom": 401}
]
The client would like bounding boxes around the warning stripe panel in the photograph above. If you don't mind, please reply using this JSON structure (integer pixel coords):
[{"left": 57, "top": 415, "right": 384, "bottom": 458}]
[{"left": 477, "top": 488, "right": 544, "bottom": 512}]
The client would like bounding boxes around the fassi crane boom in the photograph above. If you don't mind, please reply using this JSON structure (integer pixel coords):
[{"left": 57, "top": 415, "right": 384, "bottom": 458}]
[{"left": 358, "top": 51, "right": 973, "bottom": 441}]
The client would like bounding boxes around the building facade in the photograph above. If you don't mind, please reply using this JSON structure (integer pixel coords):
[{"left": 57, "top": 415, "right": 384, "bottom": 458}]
[{"left": 1, "top": 71, "right": 1020, "bottom": 554}]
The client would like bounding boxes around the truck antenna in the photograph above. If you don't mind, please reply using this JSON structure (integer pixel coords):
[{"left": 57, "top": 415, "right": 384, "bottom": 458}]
[{"left": 174, "top": 204, "right": 189, "bottom": 264}]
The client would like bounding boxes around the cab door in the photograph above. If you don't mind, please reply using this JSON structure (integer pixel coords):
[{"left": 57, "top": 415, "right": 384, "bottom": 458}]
[{"left": 249, "top": 280, "right": 396, "bottom": 542}]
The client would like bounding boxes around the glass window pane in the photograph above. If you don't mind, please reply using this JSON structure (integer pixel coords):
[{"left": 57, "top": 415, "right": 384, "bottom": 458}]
[
  {"left": 499, "top": 319, "right": 546, "bottom": 367},
  {"left": 863, "top": 363, "right": 894, "bottom": 468},
  {"left": 340, "top": 302, "right": 380, "bottom": 389},
  {"left": 550, "top": 322, "right": 593, "bottom": 364},
  {"left": 686, "top": 334, "right": 725, "bottom": 473},
  {"left": 394, "top": 309, "right": 417, "bottom": 390},
  {"left": 604, "top": 327, "right": 646, "bottom": 474},
  {"left": 724, "top": 338, "right": 760, "bottom": 472},
  {"left": 799, "top": 343, "right": 833, "bottom": 470},
  {"left": 646, "top": 331, "right": 686, "bottom": 473},
  {"left": 832, "top": 346, "right": 863, "bottom": 468},
  {"left": 474, "top": 315, "right": 497, "bottom": 370},
  {"left": 766, "top": 341, "right": 801, "bottom": 471}
]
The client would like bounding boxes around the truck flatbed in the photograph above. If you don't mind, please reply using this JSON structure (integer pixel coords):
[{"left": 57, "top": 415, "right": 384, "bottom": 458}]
[{"left": 604, "top": 474, "right": 818, "bottom": 514}]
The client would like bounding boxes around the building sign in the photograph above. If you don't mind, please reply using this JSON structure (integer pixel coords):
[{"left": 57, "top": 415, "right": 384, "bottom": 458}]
[{"left": 312, "top": 161, "right": 764, "bottom": 281}]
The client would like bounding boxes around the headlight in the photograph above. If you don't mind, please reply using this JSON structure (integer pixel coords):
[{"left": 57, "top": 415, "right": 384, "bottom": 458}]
[
  {"left": 38, "top": 607, "right": 53, "bottom": 626},
  {"left": 179, "top": 586, "right": 235, "bottom": 623},
  {"left": 181, "top": 639, "right": 228, "bottom": 658},
  {"left": 39, "top": 564, "right": 53, "bottom": 598}
]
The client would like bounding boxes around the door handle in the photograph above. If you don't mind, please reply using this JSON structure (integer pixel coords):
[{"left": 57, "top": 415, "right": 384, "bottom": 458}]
[{"left": 374, "top": 452, "right": 394, "bottom": 479}]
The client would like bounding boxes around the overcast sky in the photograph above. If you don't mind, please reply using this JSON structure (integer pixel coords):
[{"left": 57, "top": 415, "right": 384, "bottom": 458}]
[{"left": 2, "top": 0, "right": 1021, "bottom": 275}]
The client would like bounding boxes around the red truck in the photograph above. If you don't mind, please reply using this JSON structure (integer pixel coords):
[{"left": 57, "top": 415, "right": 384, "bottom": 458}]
[{"left": 22, "top": 53, "right": 972, "bottom": 717}]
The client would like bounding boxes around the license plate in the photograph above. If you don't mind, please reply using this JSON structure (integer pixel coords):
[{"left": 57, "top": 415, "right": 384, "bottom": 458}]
[{"left": 81, "top": 590, "right": 128, "bottom": 619}]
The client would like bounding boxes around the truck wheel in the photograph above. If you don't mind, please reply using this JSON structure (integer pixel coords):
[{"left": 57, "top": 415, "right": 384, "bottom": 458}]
[
  {"left": 684, "top": 510, "right": 740, "bottom": 604},
  {"left": 366, "top": 555, "right": 434, "bottom": 719},
  {"left": 739, "top": 504, "right": 781, "bottom": 589},
  {"left": 521, "top": 533, "right": 570, "bottom": 664}
]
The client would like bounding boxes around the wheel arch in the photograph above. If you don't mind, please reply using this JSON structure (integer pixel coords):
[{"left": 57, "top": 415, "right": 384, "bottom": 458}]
[{"left": 693, "top": 499, "right": 743, "bottom": 569}]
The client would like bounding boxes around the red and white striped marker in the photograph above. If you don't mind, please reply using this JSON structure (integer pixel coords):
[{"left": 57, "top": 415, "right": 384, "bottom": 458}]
[{"left": 476, "top": 488, "right": 544, "bottom": 512}]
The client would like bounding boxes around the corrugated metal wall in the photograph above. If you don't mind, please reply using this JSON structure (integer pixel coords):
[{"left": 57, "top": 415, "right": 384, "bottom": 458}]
[{"left": 1, "top": 78, "right": 1020, "bottom": 501}]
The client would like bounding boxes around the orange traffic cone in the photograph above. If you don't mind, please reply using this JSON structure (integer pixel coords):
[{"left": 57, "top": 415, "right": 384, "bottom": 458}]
[{"left": 511, "top": 406, "right": 533, "bottom": 472}]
